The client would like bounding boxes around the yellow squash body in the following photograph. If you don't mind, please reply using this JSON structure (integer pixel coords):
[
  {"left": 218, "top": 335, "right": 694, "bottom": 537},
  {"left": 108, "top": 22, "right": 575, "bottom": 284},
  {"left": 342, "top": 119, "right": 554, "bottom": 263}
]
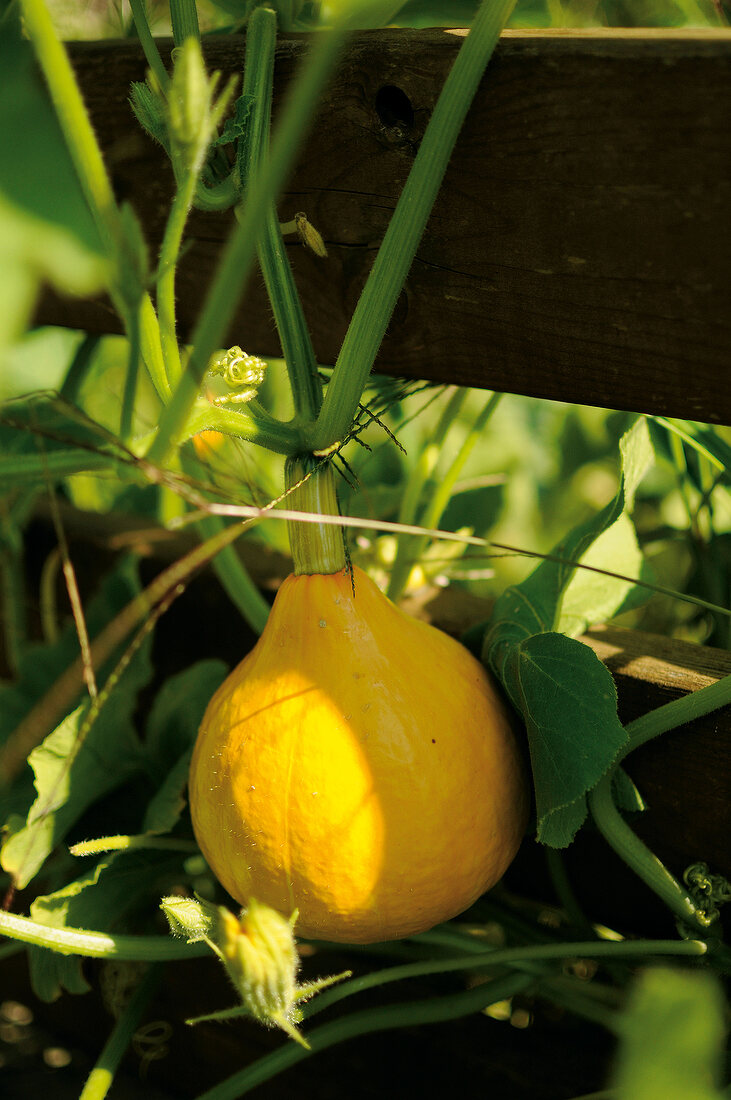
[{"left": 189, "top": 566, "right": 528, "bottom": 944}]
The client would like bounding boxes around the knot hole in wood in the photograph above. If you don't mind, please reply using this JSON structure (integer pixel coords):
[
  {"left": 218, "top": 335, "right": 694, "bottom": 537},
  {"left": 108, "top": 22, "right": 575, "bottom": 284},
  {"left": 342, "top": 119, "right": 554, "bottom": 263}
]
[{"left": 374, "top": 84, "right": 417, "bottom": 151}]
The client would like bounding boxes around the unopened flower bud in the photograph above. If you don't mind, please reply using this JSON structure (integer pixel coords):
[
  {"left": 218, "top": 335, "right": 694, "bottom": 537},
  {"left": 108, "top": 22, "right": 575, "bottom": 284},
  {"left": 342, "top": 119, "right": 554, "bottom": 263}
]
[
  {"left": 168, "top": 38, "right": 212, "bottom": 153},
  {"left": 218, "top": 899, "right": 301, "bottom": 1034},
  {"left": 160, "top": 895, "right": 216, "bottom": 942},
  {"left": 166, "top": 39, "right": 237, "bottom": 178}
]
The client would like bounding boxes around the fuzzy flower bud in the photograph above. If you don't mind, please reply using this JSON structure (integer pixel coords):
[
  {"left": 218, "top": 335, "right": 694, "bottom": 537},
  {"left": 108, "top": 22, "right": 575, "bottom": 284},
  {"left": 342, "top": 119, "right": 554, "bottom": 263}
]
[
  {"left": 218, "top": 899, "right": 300, "bottom": 1027},
  {"left": 163, "top": 895, "right": 350, "bottom": 1046},
  {"left": 166, "top": 38, "right": 237, "bottom": 178},
  {"left": 160, "top": 894, "right": 216, "bottom": 942}
]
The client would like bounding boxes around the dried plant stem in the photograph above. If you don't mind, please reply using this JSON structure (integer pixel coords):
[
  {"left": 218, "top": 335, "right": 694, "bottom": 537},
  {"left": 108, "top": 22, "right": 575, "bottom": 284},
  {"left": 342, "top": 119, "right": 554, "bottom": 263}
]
[{"left": 0, "top": 519, "right": 251, "bottom": 785}]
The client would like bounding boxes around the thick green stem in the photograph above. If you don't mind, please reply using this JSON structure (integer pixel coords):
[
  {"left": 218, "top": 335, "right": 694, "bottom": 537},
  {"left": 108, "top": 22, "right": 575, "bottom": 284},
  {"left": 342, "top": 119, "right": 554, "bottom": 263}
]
[
  {"left": 170, "top": 0, "right": 201, "bottom": 46},
  {"left": 79, "top": 964, "right": 161, "bottom": 1100},
  {"left": 139, "top": 294, "right": 172, "bottom": 402},
  {"left": 0, "top": 513, "right": 28, "bottom": 676},
  {"left": 256, "top": 209, "right": 323, "bottom": 420},
  {"left": 195, "top": 932, "right": 708, "bottom": 1100},
  {"left": 0, "top": 909, "right": 208, "bottom": 960},
  {"left": 60, "top": 333, "right": 101, "bottom": 402},
  {"left": 146, "top": 15, "right": 349, "bottom": 464},
  {"left": 181, "top": 401, "right": 302, "bottom": 455},
  {"left": 589, "top": 774, "right": 716, "bottom": 932},
  {"left": 237, "top": 6, "right": 322, "bottom": 421},
  {"left": 197, "top": 972, "right": 534, "bottom": 1100},
  {"left": 120, "top": 308, "right": 141, "bottom": 442},
  {"left": 285, "top": 458, "right": 346, "bottom": 575},
  {"left": 128, "top": 0, "right": 170, "bottom": 91},
  {"left": 307, "top": 0, "right": 516, "bottom": 453},
  {"left": 156, "top": 166, "right": 198, "bottom": 387},
  {"left": 624, "top": 672, "right": 731, "bottom": 756},
  {"left": 304, "top": 936, "right": 707, "bottom": 1024},
  {"left": 545, "top": 847, "right": 596, "bottom": 937},
  {"left": 19, "top": 0, "right": 118, "bottom": 248}
]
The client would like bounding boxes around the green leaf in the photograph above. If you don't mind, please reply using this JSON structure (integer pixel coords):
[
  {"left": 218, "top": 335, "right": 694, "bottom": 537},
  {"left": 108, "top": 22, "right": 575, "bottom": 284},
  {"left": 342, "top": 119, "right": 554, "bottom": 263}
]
[
  {"left": 144, "top": 660, "right": 228, "bottom": 776},
  {"left": 611, "top": 969, "right": 727, "bottom": 1100},
  {"left": 143, "top": 749, "right": 194, "bottom": 834},
  {"left": 505, "top": 632, "right": 628, "bottom": 848},
  {"left": 483, "top": 419, "right": 654, "bottom": 847},
  {"left": 28, "top": 850, "right": 185, "bottom": 1001},
  {"left": 0, "top": 701, "right": 142, "bottom": 889},
  {"left": 212, "top": 93, "right": 255, "bottom": 149},
  {"left": 556, "top": 513, "right": 654, "bottom": 637},
  {"left": 487, "top": 418, "right": 654, "bottom": 659},
  {"left": 0, "top": 392, "right": 126, "bottom": 492},
  {"left": 0, "top": 6, "right": 106, "bottom": 352},
  {"left": 0, "top": 609, "right": 153, "bottom": 888},
  {"left": 142, "top": 660, "right": 227, "bottom": 834}
]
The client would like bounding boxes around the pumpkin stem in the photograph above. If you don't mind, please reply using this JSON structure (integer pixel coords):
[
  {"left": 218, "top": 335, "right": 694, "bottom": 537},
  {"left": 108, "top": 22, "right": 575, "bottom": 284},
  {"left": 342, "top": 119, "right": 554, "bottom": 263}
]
[{"left": 285, "top": 457, "right": 347, "bottom": 575}]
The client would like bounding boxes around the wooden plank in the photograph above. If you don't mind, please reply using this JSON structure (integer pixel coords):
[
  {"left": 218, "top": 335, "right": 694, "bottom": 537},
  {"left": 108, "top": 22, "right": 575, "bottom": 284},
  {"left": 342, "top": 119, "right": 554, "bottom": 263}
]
[{"left": 35, "top": 29, "right": 731, "bottom": 424}]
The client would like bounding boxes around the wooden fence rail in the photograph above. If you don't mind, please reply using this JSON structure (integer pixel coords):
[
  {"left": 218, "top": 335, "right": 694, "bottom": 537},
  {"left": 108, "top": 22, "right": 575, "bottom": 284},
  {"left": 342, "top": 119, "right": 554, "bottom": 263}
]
[{"left": 36, "top": 28, "right": 731, "bottom": 424}]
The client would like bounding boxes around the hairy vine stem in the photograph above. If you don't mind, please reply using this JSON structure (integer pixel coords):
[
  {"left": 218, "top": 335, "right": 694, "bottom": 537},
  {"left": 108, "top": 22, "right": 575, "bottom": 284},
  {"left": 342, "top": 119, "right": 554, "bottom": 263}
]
[{"left": 589, "top": 672, "right": 731, "bottom": 931}]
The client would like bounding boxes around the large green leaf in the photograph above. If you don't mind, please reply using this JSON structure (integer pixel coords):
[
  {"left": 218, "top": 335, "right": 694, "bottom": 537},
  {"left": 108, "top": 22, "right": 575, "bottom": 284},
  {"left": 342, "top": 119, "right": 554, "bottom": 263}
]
[
  {"left": 487, "top": 418, "right": 654, "bottom": 658},
  {"left": 557, "top": 513, "right": 653, "bottom": 637},
  {"left": 0, "top": 620, "right": 153, "bottom": 888},
  {"left": 483, "top": 418, "right": 654, "bottom": 847},
  {"left": 28, "top": 850, "right": 185, "bottom": 1002},
  {"left": 0, "top": 4, "right": 107, "bottom": 353},
  {"left": 611, "top": 969, "right": 727, "bottom": 1100},
  {"left": 503, "top": 633, "right": 626, "bottom": 847},
  {"left": 142, "top": 659, "right": 228, "bottom": 834},
  {"left": 144, "top": 660, "right": 228, "bottom": 776}
]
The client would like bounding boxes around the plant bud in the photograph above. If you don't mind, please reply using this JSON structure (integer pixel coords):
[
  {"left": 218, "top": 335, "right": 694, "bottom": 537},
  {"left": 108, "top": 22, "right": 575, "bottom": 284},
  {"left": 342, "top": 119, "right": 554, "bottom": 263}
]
[
  {"left": 160, "top": 894, "right": 216, "bottom": 942},
  {"left": 168, "top": 39, "right": 211, "bottom": 154},
  {"left": 167, "top": 39, "right": 236, "bottom": 178},
  {"left": 129, "top": 79, "right": 169, "bottom": 152},
  {"left": 218, "top": 899, "right": 301, "bottom": 1031}
]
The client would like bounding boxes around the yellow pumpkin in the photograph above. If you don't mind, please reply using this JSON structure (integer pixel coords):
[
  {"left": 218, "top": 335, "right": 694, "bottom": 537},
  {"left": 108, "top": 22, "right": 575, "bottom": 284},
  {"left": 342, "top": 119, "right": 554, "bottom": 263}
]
[{"left": 189, "top": 565, "right": 528, "bottom": 944}]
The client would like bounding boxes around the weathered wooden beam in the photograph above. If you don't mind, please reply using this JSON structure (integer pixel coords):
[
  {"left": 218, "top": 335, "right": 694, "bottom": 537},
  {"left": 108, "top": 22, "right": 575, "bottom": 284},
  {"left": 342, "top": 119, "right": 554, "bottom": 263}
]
[{"left": 37, "top": 29, "right": 731, "bottom": 424}]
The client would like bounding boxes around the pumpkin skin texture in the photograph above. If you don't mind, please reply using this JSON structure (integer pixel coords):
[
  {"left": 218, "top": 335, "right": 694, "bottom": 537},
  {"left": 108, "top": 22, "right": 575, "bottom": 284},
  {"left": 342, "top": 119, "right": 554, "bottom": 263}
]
[{"left": 189, "top": 566, "right": 528, "bottom": 944}]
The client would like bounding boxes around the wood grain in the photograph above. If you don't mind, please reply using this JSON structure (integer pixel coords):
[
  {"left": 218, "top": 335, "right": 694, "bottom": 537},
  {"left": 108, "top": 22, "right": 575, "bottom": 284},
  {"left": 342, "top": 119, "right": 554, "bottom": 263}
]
[{"left": 36, "top": 29, "right": 731, "bottom": 423}]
